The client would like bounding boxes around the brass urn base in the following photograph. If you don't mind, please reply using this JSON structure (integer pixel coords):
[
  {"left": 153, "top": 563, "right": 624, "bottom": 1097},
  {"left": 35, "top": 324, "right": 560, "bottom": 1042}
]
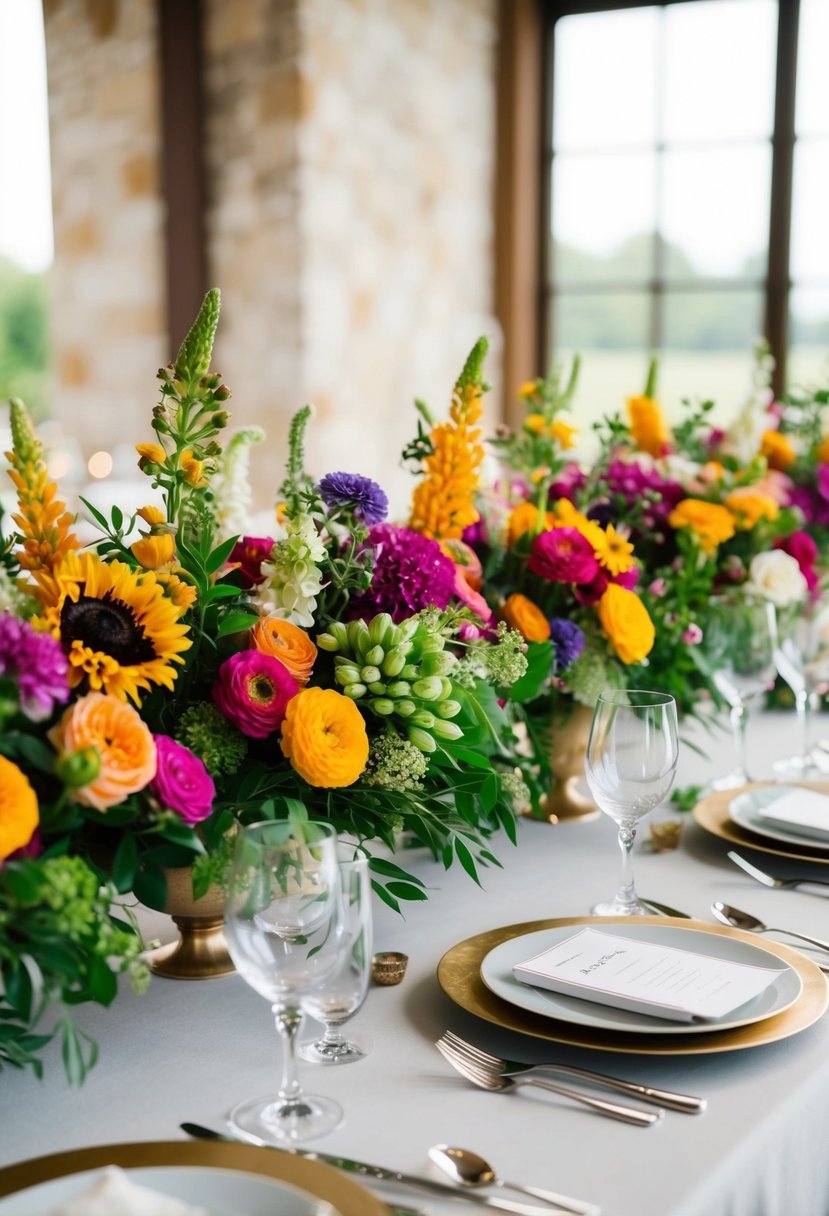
[
  {"left": 537, "top": 703, "right": 600, "bottom": 824},
  {"left": 147, "top": 866, "right": 234, "bottom": 980}
]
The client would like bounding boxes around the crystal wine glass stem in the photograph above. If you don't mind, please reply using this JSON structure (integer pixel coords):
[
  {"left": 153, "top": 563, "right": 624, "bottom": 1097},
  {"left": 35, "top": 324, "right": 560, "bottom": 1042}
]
[
  {"left": 796, "top": 688, "right": 812, "bottom": 762},
  {"left": 273, "top": 1006, "right": 303, "bottom": 1102},
  {"left": 730, "top": 702, "right": 749, "bottom": 777},
  {"left": 321, "top": 1023, "right": 347, "bottom": 1048},
  {"left": 614, "top": 820, "right": 638, "bottom": 907}
]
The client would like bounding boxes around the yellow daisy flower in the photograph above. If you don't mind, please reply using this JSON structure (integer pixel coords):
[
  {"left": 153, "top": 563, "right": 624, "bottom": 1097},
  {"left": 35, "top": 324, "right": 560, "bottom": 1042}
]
[{"left": 593, "top": 524, "right": 636, "bottom": 576}]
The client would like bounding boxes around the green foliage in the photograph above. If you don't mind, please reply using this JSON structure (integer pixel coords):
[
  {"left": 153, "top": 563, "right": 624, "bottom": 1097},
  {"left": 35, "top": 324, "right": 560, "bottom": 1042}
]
[{"left": 0, "top": 259, "right": 50, "bottom": 419}]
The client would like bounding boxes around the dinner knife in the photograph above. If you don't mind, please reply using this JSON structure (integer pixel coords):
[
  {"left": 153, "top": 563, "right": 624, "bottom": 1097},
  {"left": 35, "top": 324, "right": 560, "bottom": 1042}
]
[{"left": 180, "top": 1123, "right": 568, "bottom": 1215}]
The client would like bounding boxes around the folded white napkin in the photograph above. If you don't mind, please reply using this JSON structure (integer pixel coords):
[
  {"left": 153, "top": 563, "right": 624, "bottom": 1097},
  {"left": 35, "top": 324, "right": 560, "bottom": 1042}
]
[
  {"left": 48, "top": 1166, "right": 212, "bottom": 1216},
  {"left": 756, "top": 787, "right": 829, "bottom": 842}
]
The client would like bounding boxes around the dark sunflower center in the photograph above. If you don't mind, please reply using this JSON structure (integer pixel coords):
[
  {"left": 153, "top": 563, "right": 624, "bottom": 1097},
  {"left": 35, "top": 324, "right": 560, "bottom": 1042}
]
[{"left": 61, "top": 590, "right": 157, "bottom": 666}]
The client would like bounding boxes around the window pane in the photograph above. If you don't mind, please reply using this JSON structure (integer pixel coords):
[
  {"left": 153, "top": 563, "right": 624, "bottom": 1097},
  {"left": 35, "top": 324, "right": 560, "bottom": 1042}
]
[
  {"left": 551, "top": 154, "right": 655, "bottom": 283},
  {"left": 660, "top": 347, "right": 761, "bottom": 428},
  {"left": 789, "top": 288, "right": 829, "bottom": 387},
  {"left": 553, "top": 9, "right": 658, "bottom": 152},
  {"left": 550, "top": 350, "right": 654, "bottom": 444},
  {"left": 661, "top": 147, "right": 771, "bottom": 280},
  {"left": 796, "top": 0, "right": 829, "bottom": 137},
  {"left": 663, "top": 0, "right": 777, "bottom": 144},
  {"left": 791, "top": 139, "right": 829, "bottom": 282},
  {"left": 663, "top": 289, "right": 764, "bottom": 353},
  {"left": 553, "top": 291, "right": 650, "bottom": 353}
]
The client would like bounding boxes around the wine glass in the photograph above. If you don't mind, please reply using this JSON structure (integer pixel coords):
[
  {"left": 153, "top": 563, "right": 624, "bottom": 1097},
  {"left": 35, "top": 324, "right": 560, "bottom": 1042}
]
[
  {"left": 585, "top": 689, "right": 679, "bottom": 916},
  {"left": 702, "top": 594, "right": 777, "bottom": 790},
  {"left": 223, "top": 819, "right": 348, "bottom": 1144},
  {"left": 299, "top": 846, "right": 373, "bottom": 1065},
  {"left": 773, "top": 592, "right": 829, "bottom": 777}
]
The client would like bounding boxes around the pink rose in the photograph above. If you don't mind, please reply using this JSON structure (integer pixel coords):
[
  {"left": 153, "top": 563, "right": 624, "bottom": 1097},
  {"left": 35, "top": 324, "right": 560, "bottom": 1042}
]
[
  {"left": 151, "top": 735, "right": 215, "bottom": 825},
  {"left": 213, "top": 649, "right": 298, "bottom": 738}
]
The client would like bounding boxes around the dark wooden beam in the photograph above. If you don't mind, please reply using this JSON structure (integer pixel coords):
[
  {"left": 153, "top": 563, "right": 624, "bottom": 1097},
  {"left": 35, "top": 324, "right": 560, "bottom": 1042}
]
[
  {"left": 496, "top": 0, "right": 544, "bottom": 428},
  {"left": 766, "top": 0, "right": 800, "bottom": 397},
  {"left": 158, "top": 0, "right": 208, "bottom": 354}
]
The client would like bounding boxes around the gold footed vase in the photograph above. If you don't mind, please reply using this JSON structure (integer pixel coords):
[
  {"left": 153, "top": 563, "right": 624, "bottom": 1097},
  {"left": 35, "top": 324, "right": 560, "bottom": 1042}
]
[
  {"left": 538, "top": 703, "right": 599, "bottom": 823},
  {"left": 146, "top": 866, "right": 235, "bottom": 980}
]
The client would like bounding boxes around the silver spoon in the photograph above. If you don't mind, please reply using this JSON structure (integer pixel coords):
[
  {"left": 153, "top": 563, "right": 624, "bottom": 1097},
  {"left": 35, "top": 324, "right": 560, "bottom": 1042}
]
[
  {"left": 711, "top": 901, "right": 829, "bottom": 953},
  {"left": 428, "top": 1145, "right": 601, "bottom": 1216}
]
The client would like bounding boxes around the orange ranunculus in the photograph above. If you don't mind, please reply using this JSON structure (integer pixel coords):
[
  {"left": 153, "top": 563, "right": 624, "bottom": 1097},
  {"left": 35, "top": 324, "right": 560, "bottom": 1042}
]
[
  {"left": 500, "top": 593, "right": 551, "bottom": 643},
  {"left": 817, "top": 436, "right": 829, "bottom": 465},
  {"left": 135, "top": 442, "right": 166, "bottom": 466},
  {"left": 251, "top": 617, "right": 318, "bottom": 686},
  {"left": 760, "top": 429, "right": 796, "bottom": 471},
  {"left": 131, "top": 533, "right": 176, "bottom": 569},
  {"left": 597, "top": 583, "right": 655, "bottom": 665},
  {"left": 506, "top": 501, "right": 552, "bottom": 547},
  {"left": 0, "top": 757, "right": 39, "bottom": 859},
  {"left": 626, "top": 395, "right": 669, "bottom": 457},
  {"left": 725, "top": 488, "right": 780, "bottom": 530},
  {"left": 280, "top": 687, "right": 368, "bottom": 787},
  {"left": 668, "top": 498, "right": 736, "bottom": 554},
  {"left": 48, "top": 692, "right": 157, "bottom": 811},
  {"left": 179, "top": 449, "right": 206, "bottom": 487}
]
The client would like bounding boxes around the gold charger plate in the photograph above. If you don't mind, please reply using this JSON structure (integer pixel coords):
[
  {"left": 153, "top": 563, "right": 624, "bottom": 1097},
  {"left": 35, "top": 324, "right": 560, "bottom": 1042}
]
[
  {"left": 0, "top": 1139, "right": 389, "bottom": 1213},
  {"left": 693, "top": 782, "right": 829, "bottom": 865},
  {"left": 437, "top": 916, "right": 828, "bottom": 1055}
]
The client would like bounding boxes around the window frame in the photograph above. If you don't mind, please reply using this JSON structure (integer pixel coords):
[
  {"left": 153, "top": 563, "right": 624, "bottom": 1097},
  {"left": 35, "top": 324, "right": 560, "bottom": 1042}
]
[{"left": 495, "top": 0, "right": 801, "bottom": 410}]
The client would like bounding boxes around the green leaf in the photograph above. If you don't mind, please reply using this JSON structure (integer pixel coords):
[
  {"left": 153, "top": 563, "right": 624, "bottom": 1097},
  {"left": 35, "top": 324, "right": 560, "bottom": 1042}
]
[
  {"left": 367, "top": 857, "right": 426, "bottom": 886},
  {"left": 206, "top": 535, "right": 240, "bottom": 574},
  {"left": 111, "top": 834, "right": 138, "bottom": 893},
  {"left": 371, "top": 881, "right": 400, "bottom": 914},
  {"left": 217, "top": 610, "right": 259, "bottom": 638},
  {"left": 78, "top": 495, "right": 110, "bottom": 532},
  {"left": 479, "top": 772, "right": 499, "bottom": 814},
  {"left": 453, "top": 836, "right": 482, "bottom": 886},
  {"left": 4, "top": 962, "right": 33, "bottom": 1022},
  {"left": 59, "top": 1015, "right": 98, "bottom": 1087},
  {"left": 509, "top": 641, "right": 553, "bottom": 703},
  {"left": 384, "top": 881, "right": 429, "bottom": 902},
  {"left": 204, "top": 583, "right": 243, "bottom": 603},
  {"left": 133, "top": 863, "right": 168, "bottom": 912},
  {"left": 110, "top": 504, "right": 123, "bottom": 532}
]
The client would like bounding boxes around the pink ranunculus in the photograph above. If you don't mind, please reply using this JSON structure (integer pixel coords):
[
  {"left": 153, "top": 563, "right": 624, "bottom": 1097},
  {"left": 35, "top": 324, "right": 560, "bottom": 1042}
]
[
  {"left": 151, "top": 735, "right": 216, "bottom": 825},
  {"left": 774, "top": 530, "right": 819, "bottom": 592},
  {"left": 528, "top": 528, "right": 600, "bottom": 586},
  {"left": 229, "top": 536, "right": 276, "bottom": 588},
  {"left": 648, "top": 578, "right": 667, "bottom": 597},
  {"left": 682, "top": 623, "right": 703, "bottom": 645},
  {"left": 213, "top": 649, "right": 298, "bottom": 738}
]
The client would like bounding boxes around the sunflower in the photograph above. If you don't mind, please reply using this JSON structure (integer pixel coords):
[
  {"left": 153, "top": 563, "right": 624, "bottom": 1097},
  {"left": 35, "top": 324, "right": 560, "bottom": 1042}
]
[{"left": 36, "top": 552, "right": 192, "bottom": 704}]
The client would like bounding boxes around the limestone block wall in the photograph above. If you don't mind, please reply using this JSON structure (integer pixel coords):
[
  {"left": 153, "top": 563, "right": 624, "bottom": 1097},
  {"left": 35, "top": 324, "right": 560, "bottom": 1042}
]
[
  {"left": 43, "top": 0, "right": 499, "bottom": 518},
  {"left": 43, "top": 0, "right": 166, "bottom": 474}
]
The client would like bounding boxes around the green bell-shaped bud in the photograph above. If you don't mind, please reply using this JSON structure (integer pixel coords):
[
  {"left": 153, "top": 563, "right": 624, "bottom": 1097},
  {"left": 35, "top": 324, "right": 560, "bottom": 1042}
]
[
  {"left": 407, "top": 725, "right": 437, "bottom": 753},
  {"left": 411, "top": 709, "right": 435, "bottom": 729},
  {"left": 437, "top": 699, "right": 462, "bottom": 719},
  {"left": 432, "top": 718, "right": 463, "bottom": 741},
  {"left": 395, "top": 699, "right": 416, "bottom": 717},
  {"left": 369, "top": 697, "right": 395, "bottom": 715},
  {"left": 412, "top": 676, "right": 443, "bottom": 701},
  {"left": 343, "top": 683, "right": 367, "bottom": 699}
]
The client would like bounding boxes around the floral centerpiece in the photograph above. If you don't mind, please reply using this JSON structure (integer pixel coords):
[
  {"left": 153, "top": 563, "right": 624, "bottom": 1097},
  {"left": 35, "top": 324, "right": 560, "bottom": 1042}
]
[{"left": 0, "top": 292, "right": 531, "bottom": 1082}]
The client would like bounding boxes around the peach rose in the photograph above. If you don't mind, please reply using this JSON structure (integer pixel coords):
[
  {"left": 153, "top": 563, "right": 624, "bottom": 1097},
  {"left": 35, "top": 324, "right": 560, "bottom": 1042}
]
[{"left": 49, "top": 692, "right": 157, "bottom": 810}]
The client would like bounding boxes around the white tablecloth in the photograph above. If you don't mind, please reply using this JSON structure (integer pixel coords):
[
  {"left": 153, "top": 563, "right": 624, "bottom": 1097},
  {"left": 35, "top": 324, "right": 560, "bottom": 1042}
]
[{"left": 3, "top": 710, "right": 829, "bottom": 1216}]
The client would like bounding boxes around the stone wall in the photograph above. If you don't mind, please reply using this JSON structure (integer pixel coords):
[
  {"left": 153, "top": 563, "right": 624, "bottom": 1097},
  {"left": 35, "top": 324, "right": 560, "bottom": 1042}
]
[
  {"left": 43, "top": 0, "right": 167, "bottom": 474},
  {"left": 43, "top": 0, "right": 499, "bottom": 518}
]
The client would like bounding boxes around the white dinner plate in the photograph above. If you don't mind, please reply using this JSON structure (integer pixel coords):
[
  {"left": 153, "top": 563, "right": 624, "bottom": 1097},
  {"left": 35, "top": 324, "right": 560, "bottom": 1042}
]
[
  {"left": 0, "top": 1166, "right": 332, "bottom": 1216},
  {"left": 729, "top": 785, "right": 829, "bottom": 852},
  {"left": 480, "top": 922, "right": 803, "bottom": 1036}
]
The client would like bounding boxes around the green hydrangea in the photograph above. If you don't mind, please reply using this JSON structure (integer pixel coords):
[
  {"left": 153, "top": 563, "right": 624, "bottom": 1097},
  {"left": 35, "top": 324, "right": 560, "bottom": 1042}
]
[
  {"left": 564, "top": 643, "right": 623, "bottom": 707},
  {"left": 177, "top": 703, "right": 247, "bottom": 776}
]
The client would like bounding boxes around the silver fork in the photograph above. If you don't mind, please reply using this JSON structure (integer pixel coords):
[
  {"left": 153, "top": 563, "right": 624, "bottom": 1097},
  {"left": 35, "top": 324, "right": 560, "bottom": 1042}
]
[
  {"left": 438, "top": 1030, "right": 706, "bottom": 1114},
  {"left": 436, "top": 1039, "right": 661, "bottom": 1127},
  {"left": 728, "top": 850, "right": 829, "bottom": 891}
]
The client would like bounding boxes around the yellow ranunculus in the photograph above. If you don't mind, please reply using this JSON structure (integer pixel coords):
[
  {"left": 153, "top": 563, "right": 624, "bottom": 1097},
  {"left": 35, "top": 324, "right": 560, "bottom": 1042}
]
[
  {"left": 136, "top": 504, "right": 166, "bottom": 526},
  {"left": 179, "top": 449, "right": 206, "bottom": 487},
  {"left": 523, "top": 413, "right": 546, "bottom": 435},
  {"left": 724, "top": 488, "right": 779, "bottom": 531},
  {"left": 500, "top": 593, "right": 551, "bottom": 643},
  {"left": 668, "top": 498, "right": 736, "bottom": 554},
  {"left": 507, "top": 500, "right": 552, "bottom": 547},
  {"left": 518, "top": 380, "right": 539, "bottom": 399},
  {"left": 0, "top": 757, "right": 39, "bottom": 859},
  {"left": 280, "top": 687, "right": 369, "bottom": 787},
  {"left": 597, "top": 583, "right": 655, "bottom": 665},
  {"left": 626, "top": 395, "right": 669, "bottom": 457}
]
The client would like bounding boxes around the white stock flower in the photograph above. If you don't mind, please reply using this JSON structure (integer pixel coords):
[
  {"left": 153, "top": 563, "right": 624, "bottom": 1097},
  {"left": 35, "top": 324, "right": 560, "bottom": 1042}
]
[
  {"left": 744, "top": 550, "right": 808, "bottom": 607},
  {"left": 210, "top": 426, "right": 265, "bottom": 540}
]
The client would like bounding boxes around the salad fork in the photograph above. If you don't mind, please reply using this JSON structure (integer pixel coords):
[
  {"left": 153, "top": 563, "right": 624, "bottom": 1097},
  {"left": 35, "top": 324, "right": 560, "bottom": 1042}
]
[
  {"left": 436, "top": 1038, "right": 661, "bottom": 1127},
  {"left": 437, "top": 1030, "right": 705, "bottom": 1114},
  {"left": 727, "top": 850, "right": 829, "bottom": 891}
]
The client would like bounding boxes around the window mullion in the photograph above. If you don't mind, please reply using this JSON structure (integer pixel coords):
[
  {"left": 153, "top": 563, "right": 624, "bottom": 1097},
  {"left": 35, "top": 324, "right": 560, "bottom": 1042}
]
[{"left": 766, "top": 0, "right": 800, "bottom": 396}]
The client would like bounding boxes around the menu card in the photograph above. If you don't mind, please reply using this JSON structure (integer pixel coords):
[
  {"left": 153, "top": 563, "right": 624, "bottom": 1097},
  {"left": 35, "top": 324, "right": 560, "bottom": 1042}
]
[
  {"left": 755, "top": 787, "right": 829, "bottom": 842},
  {"left": 513, "top": 928, "right": 785, "bottom": 1023}
]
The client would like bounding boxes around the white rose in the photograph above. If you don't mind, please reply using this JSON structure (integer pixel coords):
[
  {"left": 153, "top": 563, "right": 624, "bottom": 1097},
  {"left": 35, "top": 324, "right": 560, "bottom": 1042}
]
[{"left": 744, "top": 550, "right": 808, "bottom": 607}]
